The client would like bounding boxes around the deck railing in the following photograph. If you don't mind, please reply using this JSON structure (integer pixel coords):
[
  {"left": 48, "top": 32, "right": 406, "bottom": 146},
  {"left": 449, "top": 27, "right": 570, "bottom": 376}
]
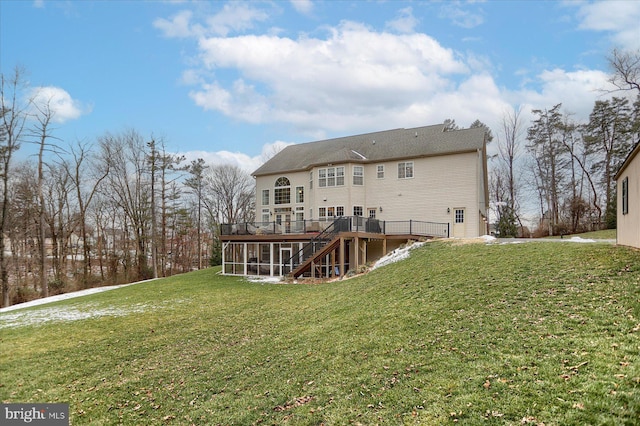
[{"left": 220, "top": 217, "right": 449, "bottom": 238}]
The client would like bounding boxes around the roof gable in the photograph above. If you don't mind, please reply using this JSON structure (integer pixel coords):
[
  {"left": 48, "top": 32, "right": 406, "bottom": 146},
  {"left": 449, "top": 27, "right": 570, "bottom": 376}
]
[{"left": 253, "top": 124, "right": 486, "bottom": 176}]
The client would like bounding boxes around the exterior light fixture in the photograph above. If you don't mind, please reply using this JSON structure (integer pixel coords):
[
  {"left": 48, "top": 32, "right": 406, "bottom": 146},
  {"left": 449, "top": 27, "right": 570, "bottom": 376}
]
[{"left": 447, "top": 207, "right": 451, "bottom": 214}]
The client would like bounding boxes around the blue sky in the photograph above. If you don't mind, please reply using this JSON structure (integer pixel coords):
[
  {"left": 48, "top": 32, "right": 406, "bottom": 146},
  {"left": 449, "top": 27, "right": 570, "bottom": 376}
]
[{"left": 2, "top": 0, "right": 639, "bottom": 171}]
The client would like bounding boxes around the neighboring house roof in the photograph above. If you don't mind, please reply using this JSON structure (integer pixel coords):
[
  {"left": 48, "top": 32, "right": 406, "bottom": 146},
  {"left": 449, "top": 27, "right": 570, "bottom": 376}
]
[
  {"left": 253, "top": 124, "right": 486, "bottom": 176},
  {"left": 614, "top": 142, "right": 640, "bottom": 180}
]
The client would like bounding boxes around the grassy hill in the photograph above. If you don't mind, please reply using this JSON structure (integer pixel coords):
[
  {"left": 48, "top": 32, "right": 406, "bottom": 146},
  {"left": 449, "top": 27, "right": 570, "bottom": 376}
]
[{"left": 1, "top": 240, "right": 639, "bottom": 425}]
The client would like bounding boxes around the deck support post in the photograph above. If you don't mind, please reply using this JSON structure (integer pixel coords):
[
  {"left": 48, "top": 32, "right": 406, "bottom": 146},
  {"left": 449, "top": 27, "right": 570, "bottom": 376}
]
[
  {"left": 354, "top": 236, "right": 360, "bottom": 270},
  {"left": 339, "top": 237, "right": 346, "bottom": 277}
]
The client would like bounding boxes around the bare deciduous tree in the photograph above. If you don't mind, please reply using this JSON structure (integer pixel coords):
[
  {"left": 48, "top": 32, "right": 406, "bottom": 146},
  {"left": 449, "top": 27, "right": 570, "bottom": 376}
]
[
  {"left": 608, "top": 48, "right": 640, "bottom": 93},
  {"left": 205, "top": 164, "right": 255, "bottom": 224},
  {"left": 492, "top": 106, "right": 524, "bottom": 236},
  {"left": 1, "top": 67, "right": 28, "bottom": 306},
  {"left": 98, "top": 129, "right": 152, "bottom": 281},
  {"left": 65, "top": 140, "right": 110, "bottom": 285},
  {"left": 30, "top": 97, "right": 60, "bottom": 298}
]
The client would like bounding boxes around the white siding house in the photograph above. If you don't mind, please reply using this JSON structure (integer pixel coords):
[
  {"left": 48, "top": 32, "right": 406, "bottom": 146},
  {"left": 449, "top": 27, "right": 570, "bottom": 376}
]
[
  {"left": 615, "top": 142, "right": 640, "bottom": 249},
  {"left": 221, "top": 124, "right": 489, "bottom": 278}
]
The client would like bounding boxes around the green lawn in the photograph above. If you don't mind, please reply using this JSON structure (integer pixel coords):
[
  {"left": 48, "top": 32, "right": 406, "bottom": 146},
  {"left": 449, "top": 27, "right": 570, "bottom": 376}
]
[
  {"left": 1, "top": 240, "right": 639, "bottom": 425},
  {"left": 545, "top": 229, "right": 617, "bottom": 240}
]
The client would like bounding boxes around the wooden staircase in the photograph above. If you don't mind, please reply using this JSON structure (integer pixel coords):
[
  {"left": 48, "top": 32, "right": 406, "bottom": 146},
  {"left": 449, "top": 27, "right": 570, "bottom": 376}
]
[
  {"left": 289, "top": 236, "right": 341, "bottom": 278},
  {"left": 284, "top": 217, "right": 350, "bottom": 278}
]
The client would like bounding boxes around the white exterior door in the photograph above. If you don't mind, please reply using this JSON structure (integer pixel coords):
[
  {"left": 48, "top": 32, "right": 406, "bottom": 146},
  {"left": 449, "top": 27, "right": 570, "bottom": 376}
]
[
  {"left": 453, "top": 208, "right": 466, "bottom": 238},
  {"left": 276, "top": 212, "right": 291, "bottom": 233},
  {"left": 294, "top": 210, "right": 304, "bottom": 232},
  {"left": 280, "top": 247, "right": 292, "bottom": 276}
]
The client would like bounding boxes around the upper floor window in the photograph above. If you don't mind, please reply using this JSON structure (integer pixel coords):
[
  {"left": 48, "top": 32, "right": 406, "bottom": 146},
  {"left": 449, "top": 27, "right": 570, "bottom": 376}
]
[
  {"left": 261, "top": 189, "right": 269, "bottom": 206},
  {"left": 377, "top": 165, "right": 384, "bottom": 179},
  {"left": 353, "top": 166, "right": 364, "bottom": 185},
  {"left": 336, "top": 167, "right": 344, "bottom": 185},
  {"left": 398, "top": 162, "right": 414, "bottom": 179},
  {"left": 274, "top": 177, "right": 291, "bottom": 204},
  {"left": 318, "top": 166, "right": 345, "bottom": 187},
  {"left": 296, "top": 186, "right": 304, "bottom": 203},
  {"left": 309, "top": 171, "right": 313, "bottom": 190},
  {"left": 327, "top": 168, "right": 336, "bottom": 186}
]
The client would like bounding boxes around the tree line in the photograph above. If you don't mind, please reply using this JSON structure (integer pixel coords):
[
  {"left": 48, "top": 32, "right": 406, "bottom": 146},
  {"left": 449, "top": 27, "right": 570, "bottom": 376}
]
[
  {"left": 491, "top": 95, "right": 639, "bottom": 238},
  {"left": 491, "top": 49, "right": 640, "bottom": 237},
  {"left": 1, "top": 67, "right": 255, "bottom": 306}
]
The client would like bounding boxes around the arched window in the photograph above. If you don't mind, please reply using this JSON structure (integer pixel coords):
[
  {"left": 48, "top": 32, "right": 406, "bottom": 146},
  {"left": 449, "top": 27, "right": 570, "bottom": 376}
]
[{"left": 274, "top": 177, "right": 291, "bottom": 204}]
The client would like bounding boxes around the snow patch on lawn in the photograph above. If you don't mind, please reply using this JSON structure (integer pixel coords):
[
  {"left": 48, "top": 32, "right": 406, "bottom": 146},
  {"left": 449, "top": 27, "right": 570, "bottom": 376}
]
[
  {"left": 371, "top": 241, "right": 426, "bottom": 270},
  {"left": 246, "top": 276, "right": 283, "bottom": 284},
  {"left": 0, "top": 279, "right": 156, "bottom": 313},
  {"left": 0, "top": 303, "right": 150, "bottom": 329},
  {"left": 568, "top": 236, "right": 596, "bottom": 243}
]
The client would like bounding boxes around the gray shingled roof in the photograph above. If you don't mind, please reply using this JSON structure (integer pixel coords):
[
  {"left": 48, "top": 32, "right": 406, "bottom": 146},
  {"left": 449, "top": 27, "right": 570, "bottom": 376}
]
[{"left": 253, "top": 124, "right": 486, "bottom": 176}]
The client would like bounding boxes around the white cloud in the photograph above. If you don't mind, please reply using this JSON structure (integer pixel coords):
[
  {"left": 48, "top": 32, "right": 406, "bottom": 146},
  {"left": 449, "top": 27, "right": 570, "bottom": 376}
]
[
  {"left": 29, "top": 86, "right": 88, "bottom": 123},
  {"left": 575, "top": 0, "right": 640, "bottom": 50},
  {"left": 188, "top": 21, "right": 471, "bottom": 135},
  {"left": 205, "top": 2, "right": 269, "bottom": 36},
  {"left": 512, "top": 68, "right": 619, "bottom": 123},
  {"left": 385, "top": 7, "right": 419, "bottom": 34},
  {"left": 159, "top": 4, "right": 629, "bottom": 154},
  {"left": 155, "top": 3, "right": 270, "bottom": 38},
  {"left": 290, "top": 0, "right": 313, "bottom": 15},
  {"left": 154, "top": 10, "right": 201, "bottom": 38},
  {"left": 439, "top": 3, "right": 484, "bottom": 29},
  {"left": 178, "top": 140, "right": 294, "bottom": 174}
]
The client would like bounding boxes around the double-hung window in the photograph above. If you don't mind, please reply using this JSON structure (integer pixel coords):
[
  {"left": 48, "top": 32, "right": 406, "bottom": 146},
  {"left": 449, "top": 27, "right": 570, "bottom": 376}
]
[
  {"left": 336, "top": 167, "right": 345, "bottom": 186},
  {"left": 318, "top": 169, "right": 326, "bottom": 187},
  {"left": 377, "top": 165, "right": 384, "bottom": 179},
  {"left": 327, "top": 168, "right": 336, "bottom": 187},
  {"left": 261, "top": 189, "right": 270, "bottom": 206},
  {"left": 398, "top": 162, "right": 414, "bottom": 179},
  {"left": 353, "top": 166, "right": 364, "bottom": 185}
]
